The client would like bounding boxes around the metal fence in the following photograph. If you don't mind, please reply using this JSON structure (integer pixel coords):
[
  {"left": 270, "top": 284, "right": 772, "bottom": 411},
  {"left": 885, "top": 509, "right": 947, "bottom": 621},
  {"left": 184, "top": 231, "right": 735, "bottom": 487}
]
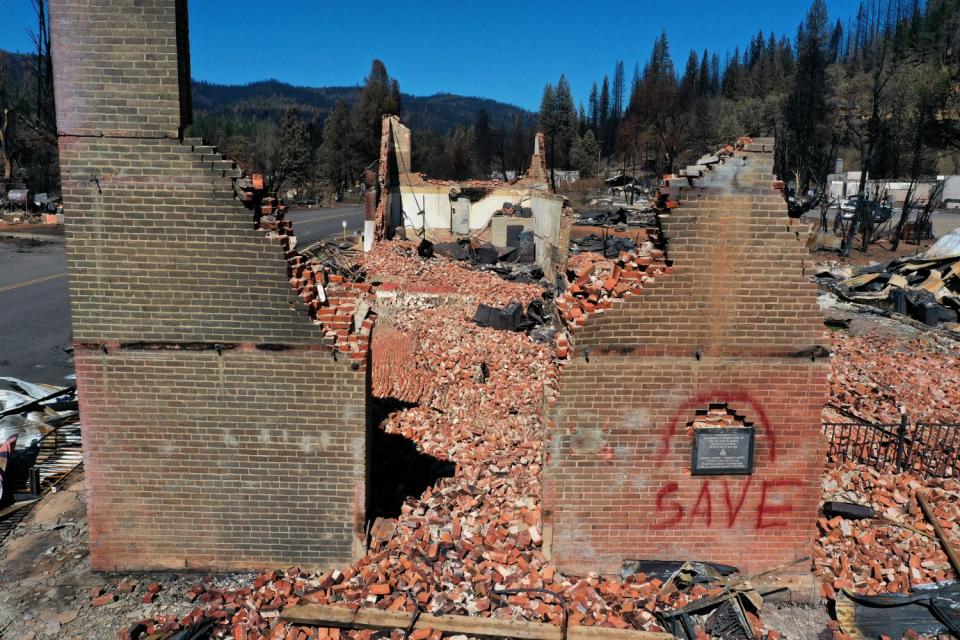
[{"left": 824, "top": 417, "right": 960, "bottom": 478}]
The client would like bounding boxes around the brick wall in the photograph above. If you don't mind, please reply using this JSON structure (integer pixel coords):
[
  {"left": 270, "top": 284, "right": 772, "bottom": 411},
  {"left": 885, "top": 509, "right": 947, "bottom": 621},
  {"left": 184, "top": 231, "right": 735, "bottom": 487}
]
[
  {"left": 51, "top": 0, "right": 367, "bottom": 571},
  {"left": 543, "top": 141, "right": 829, "bottom": 586},
  {"left": 51, "top": 0, "right": 188, "bottom": 138}
]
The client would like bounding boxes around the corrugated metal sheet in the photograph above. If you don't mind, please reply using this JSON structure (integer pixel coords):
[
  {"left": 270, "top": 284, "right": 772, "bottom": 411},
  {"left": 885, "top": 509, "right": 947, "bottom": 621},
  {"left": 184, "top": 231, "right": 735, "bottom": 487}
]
[{"left": 921, "top": 229, "right": 960, "bottom": 261}]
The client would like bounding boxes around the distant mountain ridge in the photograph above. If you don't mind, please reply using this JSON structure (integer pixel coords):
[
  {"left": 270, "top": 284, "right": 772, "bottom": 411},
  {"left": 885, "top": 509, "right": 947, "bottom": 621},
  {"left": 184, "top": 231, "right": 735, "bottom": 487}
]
[
  {"left": 1, "top": 48, "right": 535, "bottom": 132},
  {"left": 191, "top": 79, "right": 536, "bottom": 132}
]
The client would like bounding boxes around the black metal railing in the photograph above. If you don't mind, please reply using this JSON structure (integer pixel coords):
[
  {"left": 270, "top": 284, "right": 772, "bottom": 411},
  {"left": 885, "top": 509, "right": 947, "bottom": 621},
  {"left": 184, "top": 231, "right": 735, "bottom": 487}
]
[
  {"left": 907, "top": 423, "right": 960, "bottom": 478},
  {"left": 824, "top": 416, "right": 960, "bottom": 478}
]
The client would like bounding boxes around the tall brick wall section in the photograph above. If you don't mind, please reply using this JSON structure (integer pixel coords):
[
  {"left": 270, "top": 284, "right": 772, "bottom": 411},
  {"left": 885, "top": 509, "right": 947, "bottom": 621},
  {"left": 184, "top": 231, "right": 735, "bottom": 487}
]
[
  {"left": 543, "top": 144, "right": 829, "bottom": 584},
  {"left": 51, "top": 0, "right": 367, "bottom": 571}
]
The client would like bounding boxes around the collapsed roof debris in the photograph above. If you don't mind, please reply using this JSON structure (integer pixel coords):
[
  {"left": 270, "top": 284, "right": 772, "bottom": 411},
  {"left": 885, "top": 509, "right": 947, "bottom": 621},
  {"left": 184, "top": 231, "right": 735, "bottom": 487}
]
[
  {"left": 0, "top": 377, "right": 81, "bottom": 540},
  {"left": 574, "top": 207, "right": 656, "bottom": 228},
  {"left": 568, "top": 234, "right": 643, "bottom": 257},
  {"left": 835, "top": 582, "right": 960, "bottom": 639},
  {"left": 828, "top": 229, "right": 960, "bottom": 328}
]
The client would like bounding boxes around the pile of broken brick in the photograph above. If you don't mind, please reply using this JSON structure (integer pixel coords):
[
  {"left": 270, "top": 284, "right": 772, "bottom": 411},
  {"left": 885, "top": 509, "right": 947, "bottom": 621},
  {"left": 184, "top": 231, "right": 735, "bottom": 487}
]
[
  {"left": 119, "top": 237, "right": 783, "bottom": 640},
  {"left": 362, "top": 241, "right": 543, "bottom": 309},
  {"left": 815, "top": 329, "right": 960, "bottom": 638},
  {"left": 816, "top": 461, "right": 959, "bottom": 599},
  {"left": 556, "top": 248, "right": 668, "bottom": 333},
  {"left": 828, "top": 331, "right": 960, "bottom": 424},
  {"left": 240, "top": 175, "right": 373, "bottom": 360},
  {"left": 372, "top": 303, "right": 548, "bottom": 412}
]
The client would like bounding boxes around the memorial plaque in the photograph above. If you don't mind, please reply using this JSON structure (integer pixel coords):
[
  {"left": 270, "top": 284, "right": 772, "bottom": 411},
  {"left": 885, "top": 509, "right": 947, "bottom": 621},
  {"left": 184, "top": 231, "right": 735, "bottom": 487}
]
[{"left": 691, "top": 427, "right": 755, "bottom": 475}]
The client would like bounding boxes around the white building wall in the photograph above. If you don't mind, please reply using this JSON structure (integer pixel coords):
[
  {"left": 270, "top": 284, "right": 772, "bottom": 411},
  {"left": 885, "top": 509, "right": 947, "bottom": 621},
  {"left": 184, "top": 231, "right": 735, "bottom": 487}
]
[
  {"left": 395, "top": 189, "right": 528, "bottom": 234},
  {"left": 532, "top": 196, "right": 563, "bottom": 272}
]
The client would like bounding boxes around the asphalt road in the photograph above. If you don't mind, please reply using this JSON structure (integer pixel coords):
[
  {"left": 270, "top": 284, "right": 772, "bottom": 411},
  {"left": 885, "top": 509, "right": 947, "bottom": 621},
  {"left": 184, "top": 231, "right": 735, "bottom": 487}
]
[
  {"left": 287, "top": 204, "right": 364, "bottom": 246},
  {"left": 807, "top": 207, "right": 960, "bottom": 238},
  {"left": 0, "top": 237, "right": 73, "bottom": 385}
]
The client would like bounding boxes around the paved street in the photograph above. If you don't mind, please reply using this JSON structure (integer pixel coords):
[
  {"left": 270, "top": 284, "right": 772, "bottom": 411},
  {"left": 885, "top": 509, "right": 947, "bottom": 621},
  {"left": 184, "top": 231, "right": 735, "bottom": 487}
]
[
  {"left": 0, "top": 237, "right": 73, "bottom": 385},
  {"left": 804, "top": 207, "right": 960, "bottom": 238},
  {"left": 287, "top": 204, "right": 364, "bottom": 246}
]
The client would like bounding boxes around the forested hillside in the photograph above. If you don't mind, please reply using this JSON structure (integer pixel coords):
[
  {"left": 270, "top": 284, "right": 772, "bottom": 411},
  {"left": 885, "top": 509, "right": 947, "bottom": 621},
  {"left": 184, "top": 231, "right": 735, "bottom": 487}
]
[
  {"left": 186, "top": 70, "right": 539, "bottom": 187},
  {"left": 550, "top": 0, "right": 960, "bottom": 192},
  {"left": 192, "top": 80, "right": 534, "bottom": 133}
]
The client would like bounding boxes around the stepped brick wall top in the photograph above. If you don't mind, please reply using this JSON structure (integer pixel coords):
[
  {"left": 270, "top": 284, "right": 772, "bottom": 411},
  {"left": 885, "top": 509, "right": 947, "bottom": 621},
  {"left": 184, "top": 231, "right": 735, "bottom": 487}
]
[{"left": 544, "top": 138, "right": 829, "bottom": 589}]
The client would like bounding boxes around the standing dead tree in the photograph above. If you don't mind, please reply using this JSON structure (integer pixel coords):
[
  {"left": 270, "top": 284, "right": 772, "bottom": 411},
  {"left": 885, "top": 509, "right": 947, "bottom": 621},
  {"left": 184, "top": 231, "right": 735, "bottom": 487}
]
[
  {"left": 0, "top": 106, "right": 12, "bottom": 183},
  {"left": 20, "top": 0, "right": 57, "bottom": 144},
  {"left": 911, "top": 180, "right": 944, "bottom": 245},
  {"left": 841, "top": 33, "right": 891, "bottom": 257},
  {"left": 0, "top": 0, "right": 57, "bottom": 188},
  {"left": 0, "top": 49, "right": 15, "bottom": 182}
]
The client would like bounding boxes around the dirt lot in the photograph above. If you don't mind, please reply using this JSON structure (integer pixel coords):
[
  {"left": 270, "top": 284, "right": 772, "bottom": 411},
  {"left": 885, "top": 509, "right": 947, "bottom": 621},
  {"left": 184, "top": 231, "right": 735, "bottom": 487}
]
[{"left": 0, "top": 472, "right": 253, "bottom": 639}]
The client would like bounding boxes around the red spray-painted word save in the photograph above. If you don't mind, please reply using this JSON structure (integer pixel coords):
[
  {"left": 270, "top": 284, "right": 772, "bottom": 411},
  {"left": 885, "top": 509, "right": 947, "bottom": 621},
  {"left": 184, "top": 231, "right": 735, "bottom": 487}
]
[{"left": 653, "top": 477, "right": 802, "bottom": 530}]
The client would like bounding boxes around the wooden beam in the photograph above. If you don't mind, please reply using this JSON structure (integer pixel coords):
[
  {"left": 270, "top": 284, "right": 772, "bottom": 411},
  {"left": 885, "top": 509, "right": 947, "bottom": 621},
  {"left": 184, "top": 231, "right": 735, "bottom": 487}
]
[
  {"left": 917, "top": 492, "right": 960, "bottom": 576},
  {"left": 280, "top": 604, "right": 674, "bottom": 640}
]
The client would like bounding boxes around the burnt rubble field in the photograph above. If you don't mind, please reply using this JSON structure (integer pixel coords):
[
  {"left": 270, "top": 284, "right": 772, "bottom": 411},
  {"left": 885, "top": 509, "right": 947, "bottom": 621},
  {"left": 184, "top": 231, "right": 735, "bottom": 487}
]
[{"left": 2, "top": 237, "right": 960, "bottom": 640}]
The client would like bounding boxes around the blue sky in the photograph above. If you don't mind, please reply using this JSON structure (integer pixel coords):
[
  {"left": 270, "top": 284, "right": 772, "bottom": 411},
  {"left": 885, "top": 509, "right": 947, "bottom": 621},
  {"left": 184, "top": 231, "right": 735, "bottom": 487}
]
[{"left": 1, "top": 0, "right": 862, "bottom": 110}]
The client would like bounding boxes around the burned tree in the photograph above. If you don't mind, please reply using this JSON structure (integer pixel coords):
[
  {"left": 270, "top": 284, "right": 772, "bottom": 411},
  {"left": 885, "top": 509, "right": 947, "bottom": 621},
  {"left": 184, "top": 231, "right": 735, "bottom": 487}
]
[
  {"left": 840, "top": 32, "right": 891, "bottom": 257},
  {"left": 0, "top": 0, "right": 58, "bottom": 191}
]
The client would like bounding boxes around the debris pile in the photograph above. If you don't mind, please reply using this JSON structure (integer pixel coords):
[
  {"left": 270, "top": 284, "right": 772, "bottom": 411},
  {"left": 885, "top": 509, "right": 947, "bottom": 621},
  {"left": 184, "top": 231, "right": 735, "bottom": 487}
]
[
  {"left": 491, "top": 201, "right": 531, "bottom": 217},
  {"left": 126, "top": 565, "right": 732, "bottom": 640},
  {"left": 556, "top": 249, "right": 669, "bottom": 330},
  {"left": 287, "top": 255, "right": 374, "bottom": 360},
  {"left": 0, "top": 377, "right": 80, "bottom": 515},
  {"left": 828, "top": 332, "right": 960, "bottom": 423},
  {"left": 431, "top": 238, "right": 528, "bottom": 265},
  {"left": 830, "top": 229, "right": 960, "bottom": 328},
  {"left": 119, "top": 239, "right": 784, "bottom": 640},
  {"left": 815, "top": 461, "right": 960, "bottom": 598},
  {"left": 361, "top": 240, "right": 544, "bottom": 309},
  {"left": 370, "top": 325, "right": 428, "bottom": 404},
  {"left": 573, "top": 207, "right": 657, "bottom": 228},
  {"left": 372, "top": 301, "right": 549, "bottom": 410},
  {"left": 568, "top": 234, "right": 648, "bottom": 258},
  {"left": 811, "top": 260, "right": 855, "bottom": 281}
]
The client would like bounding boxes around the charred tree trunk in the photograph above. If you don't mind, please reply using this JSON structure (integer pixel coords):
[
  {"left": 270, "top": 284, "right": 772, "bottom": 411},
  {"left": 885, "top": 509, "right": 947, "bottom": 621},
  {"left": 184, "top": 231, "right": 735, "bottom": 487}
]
[
  {"left": 891, "top": 94, "right": 933, "bottom": 251},
  {"left": 891, "top": 181, "right": 916, "bottom": 251},
  {"left": 842, "top": 38, "right": 889, "bottom": 257},
  {"left": 0, "top": 107, "right": 12, "bottom": 182}
]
